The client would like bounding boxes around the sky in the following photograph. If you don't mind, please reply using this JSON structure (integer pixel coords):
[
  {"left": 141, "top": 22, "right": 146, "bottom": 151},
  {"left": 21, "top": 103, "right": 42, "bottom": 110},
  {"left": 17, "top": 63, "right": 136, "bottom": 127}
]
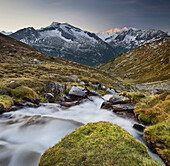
[{"left": 0, "top": 0, "right": 170, "bottom": 33}]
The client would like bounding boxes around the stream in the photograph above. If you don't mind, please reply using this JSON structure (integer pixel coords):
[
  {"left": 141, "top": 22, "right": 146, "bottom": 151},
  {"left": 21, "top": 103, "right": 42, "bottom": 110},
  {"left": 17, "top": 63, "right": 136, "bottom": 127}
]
[{"left": 0, "top": 95, "right": 165, "bottom": 166}]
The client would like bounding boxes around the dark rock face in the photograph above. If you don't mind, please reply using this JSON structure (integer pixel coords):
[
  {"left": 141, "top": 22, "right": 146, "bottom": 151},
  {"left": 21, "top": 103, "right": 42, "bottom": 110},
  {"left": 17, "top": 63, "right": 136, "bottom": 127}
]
[
  {"left": 110, "top": 94, "right": 130, "bottom": 104},
  {"left": 9, "top": 22, "right": 117, "bottom": 66},
  {"left": 133, "top": 124, "right": 145, "bottom": 132}
]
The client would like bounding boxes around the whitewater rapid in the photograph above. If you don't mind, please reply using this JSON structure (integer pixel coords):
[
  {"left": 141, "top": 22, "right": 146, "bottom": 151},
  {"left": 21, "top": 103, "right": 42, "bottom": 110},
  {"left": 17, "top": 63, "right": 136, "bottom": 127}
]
[{"left": 0, "top": 95, "right": 164, "bottom": 166}]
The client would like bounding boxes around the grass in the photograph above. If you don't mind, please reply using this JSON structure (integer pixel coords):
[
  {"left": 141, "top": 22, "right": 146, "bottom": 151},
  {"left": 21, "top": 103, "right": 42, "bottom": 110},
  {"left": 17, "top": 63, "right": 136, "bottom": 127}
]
[
  {"left": 144, "top": 122, "right": 170, "bottom": 166},
  {"left": 100, "top": 37, "right": 170, "bottom": 85},
  {"left": 39, "top": 122, "right": 162, "bottom": 166},
  {"left": 134, "top": 92, "right": 170, "bottom": 125},
  {"left": 0, "top": 95, "right": 14, "bottom": 112}
]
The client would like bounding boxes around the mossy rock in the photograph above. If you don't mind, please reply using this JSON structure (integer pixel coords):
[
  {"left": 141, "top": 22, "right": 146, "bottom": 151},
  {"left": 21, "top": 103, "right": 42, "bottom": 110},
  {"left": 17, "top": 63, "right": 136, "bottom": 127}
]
[
  {"left": 144, "top": 122, "right": 170, "bottom": 165},
  {"left": 0, "top": 95, "right": 14, "bottom": 113},
  {"left": 120, "top": 91, "right": 145, "bottom": 104},
  {"left": 11, "top": 86, "right": 39, "bottom": 101},
  {"left": 39, "top": 122, "right": 162, "bottom": 166},
  {"left": 134, "top": 92, "right": 170, "bottom": 125}
]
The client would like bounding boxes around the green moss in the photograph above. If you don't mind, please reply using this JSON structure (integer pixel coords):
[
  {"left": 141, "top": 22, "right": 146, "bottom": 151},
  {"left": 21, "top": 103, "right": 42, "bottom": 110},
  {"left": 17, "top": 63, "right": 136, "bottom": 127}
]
[
  {"left": 120, "top": 91, "right": 145, "bottom": 104},
  {"left": 11, "top": 86, "right": 39, "bottom": 101},
  {"left": 39, "top": 122, "right": 162, "bottom": 166},
  {"left": 134, "top": 92, "right": 170, "bottom": 125},
  {"left": 144, "top": 123, "right": 170, "bottom": 165},
  {"left": 138, "top": 113, "right": 151, "bottom": 124},
  {"left": 0, "top": 95, "right": 14, "bottom": 112}
]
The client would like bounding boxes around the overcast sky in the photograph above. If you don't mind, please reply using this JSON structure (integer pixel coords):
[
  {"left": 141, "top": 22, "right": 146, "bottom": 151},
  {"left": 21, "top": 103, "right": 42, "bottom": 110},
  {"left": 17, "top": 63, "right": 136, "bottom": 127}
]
[{"left": 0, "top": 0, "right": 170, "bottom": 33}]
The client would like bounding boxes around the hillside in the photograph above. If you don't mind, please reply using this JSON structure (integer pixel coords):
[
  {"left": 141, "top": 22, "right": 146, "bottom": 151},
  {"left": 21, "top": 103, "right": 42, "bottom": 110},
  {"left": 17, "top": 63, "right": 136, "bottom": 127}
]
[
  {"left": 100, "top": 37, "right": 170, "bottom": 92},
  {"left": 0, "top": 33, "right": 127, "bottom": 107},
  {"left": 9, "top": 22, "right": 116, "bottom": 66}
]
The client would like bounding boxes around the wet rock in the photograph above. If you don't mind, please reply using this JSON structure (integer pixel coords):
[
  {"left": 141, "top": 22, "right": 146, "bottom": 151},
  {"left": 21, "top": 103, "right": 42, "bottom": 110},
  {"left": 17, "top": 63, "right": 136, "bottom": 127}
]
[
  {"left": 112, "top": 104, "right": 135, "bottom": 112},
  {"left": 14, "top": 101, "right": 38, "bottom": 108},
  {"left": 60, "top": 101, "right": 80, "bottom": 107},
  {"left": 101, "top": 101, "right": 113, "bottom": 110},
  {"left": 9, "top": 106, "right": 22, "bottom": 111},
  {"left": 22, "top": 97, "right": 33, "bottom": 103},
  {"left": 133, "top": 124, "right": 145, "bottom": 132},
  {"left": 35, "top": 98, "right": 41, "bottom": 104},
  {"left": 110, "top": 94, "right": 130, "bottom": 104}
]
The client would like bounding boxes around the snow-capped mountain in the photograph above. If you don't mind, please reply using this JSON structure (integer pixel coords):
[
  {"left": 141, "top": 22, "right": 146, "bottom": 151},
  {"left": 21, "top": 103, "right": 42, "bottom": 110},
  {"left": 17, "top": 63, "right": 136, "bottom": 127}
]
[
  {"left": 9, "top": 22, "right": 116, "bottom": 66},
  {"left": 1, "top": 31, "right": 12, "bottom": 35},
  {"left": 97, "top": 27, "right": 168, "bottom": 54}
]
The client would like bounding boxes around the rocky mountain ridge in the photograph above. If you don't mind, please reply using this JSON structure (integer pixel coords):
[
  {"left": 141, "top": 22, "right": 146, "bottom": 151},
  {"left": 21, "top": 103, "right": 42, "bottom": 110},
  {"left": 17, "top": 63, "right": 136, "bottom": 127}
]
[
  {"left": 97, "top": 27, "right": 168, "bottom": 54},
  {"left": 9, "top": 22, "right": 116, "bottom": 66}
]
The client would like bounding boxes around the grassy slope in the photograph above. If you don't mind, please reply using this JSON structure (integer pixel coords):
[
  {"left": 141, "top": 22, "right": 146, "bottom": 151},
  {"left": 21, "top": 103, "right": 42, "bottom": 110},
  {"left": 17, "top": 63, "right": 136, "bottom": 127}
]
[
  {"left": 39, "top": 122, "right": 162, "bottom": 166},
  {"left": 100, "top": 37, "right": 170, "bottom": 85},
  {"left": 0, "top": 33, "right": 126, "bottom": 96}
]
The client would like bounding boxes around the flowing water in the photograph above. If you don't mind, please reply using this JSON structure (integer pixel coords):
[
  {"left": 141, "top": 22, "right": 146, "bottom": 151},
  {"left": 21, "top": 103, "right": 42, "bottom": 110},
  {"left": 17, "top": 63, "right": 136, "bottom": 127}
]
[{"left": 0, "top": 95, "right": 164, "bottom": 166}]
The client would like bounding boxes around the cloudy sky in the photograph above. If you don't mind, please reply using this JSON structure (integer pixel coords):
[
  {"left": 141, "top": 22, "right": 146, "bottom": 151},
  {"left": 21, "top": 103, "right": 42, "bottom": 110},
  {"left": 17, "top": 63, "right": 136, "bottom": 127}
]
[{"left": 0, "top": 0, "right": 170, "bottom": 33}]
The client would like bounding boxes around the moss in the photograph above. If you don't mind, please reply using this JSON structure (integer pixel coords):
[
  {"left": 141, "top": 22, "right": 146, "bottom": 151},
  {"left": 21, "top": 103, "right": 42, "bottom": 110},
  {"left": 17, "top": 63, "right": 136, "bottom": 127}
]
[
  {"left": 134, "top": 92, "right": 170, "bottom": 125},
  {"left": 144, "top": 123, "right": 170, "bottom": 165},
  {"left": 0, "top": 95, "right": 14, "bottom": 112},
  {"left": 39, "top": 122, "right": 162, "bottom": 166},
  {"left": 11, "top": 86, "right": 39, "bottom": 101},
  {"left": 120, "top": 91, "right": 145, "bottom": 104}
]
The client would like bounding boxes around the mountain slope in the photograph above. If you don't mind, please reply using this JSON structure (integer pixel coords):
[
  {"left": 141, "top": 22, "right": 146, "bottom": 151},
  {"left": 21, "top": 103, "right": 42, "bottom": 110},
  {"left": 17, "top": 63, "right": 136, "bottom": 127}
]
[
  {"left": 9, "top": 22, "right": 116, "bottom": 66},
  {"left": 0, "top": 33, "right": 126, "bottom": 95},
  {"left": 97, "top": 28, "right": 168, "bottom": 55},
  {"left": 100, "top": 37, "right": 170, "bottom": 91}
]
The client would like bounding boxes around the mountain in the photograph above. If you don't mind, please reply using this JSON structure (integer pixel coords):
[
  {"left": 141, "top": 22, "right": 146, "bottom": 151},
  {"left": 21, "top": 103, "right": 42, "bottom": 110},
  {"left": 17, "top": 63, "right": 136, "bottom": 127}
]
[
  {"left": 100, "top": 37, "right": 170, "bottom": 92},
  {"left": 0, "top": 31, "right": 12, "bottom": 35},
  {"left": 9, "top": 22, "right": 117, "bottom": 66},
  {"left": 97, "top": 27, "right": 168, "bottom": 55}
]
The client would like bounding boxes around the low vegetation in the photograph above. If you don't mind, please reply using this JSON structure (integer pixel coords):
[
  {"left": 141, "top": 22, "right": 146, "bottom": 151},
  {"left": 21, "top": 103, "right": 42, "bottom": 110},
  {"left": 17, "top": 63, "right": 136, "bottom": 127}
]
[
  {"left": 144, "top": 122, "right": 170, "bottom": 166},
  {"left": 39, "top": 122, "right": 162, "bottom": 166}
]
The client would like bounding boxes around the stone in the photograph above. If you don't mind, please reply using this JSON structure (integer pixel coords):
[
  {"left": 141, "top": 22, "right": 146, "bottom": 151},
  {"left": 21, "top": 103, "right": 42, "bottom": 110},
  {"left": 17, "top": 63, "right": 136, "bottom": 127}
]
[
  {"left": 22, "top": 97, "right": 33, "bottom": 103},
  {"left": 101, "top": 101, "right": 113, "bottom": 110},
  {"left": 133, "top": 124, "right": 145, "bottom": 132},
  {"left": 45, "top": 93, "right": 55, "bottom": 103},
  {"left": 112, "top": 104, "right": 135, "bottom": 112},
  {"left": 60, "top": 101, "right": 79, "bottom": 107},
  {"left": 106, "top": 88, "right": 116, "bottom": 94},
  {"left": 110, "top": 94, "right": 130, "bottom": 104},
  {"left": 68, "top": 86, "right": 86, "bottom": 100}
]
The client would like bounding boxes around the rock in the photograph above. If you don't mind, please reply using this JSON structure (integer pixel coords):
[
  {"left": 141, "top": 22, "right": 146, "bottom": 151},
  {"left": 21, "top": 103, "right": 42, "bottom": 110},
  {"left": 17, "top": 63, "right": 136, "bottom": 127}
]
[
  {"left": 14, "top": 101, "right": 38, "bottom": 108},
  {"left": 110, "top": 94, "right": 130, "bottom": 104},
  {"left": 44, "top": 81, "right": 67, "bottom": 96},
  {"left": 112, "top": 104, "right": 135, "bottom": 112},
  {"left": 89, "top": 84, "right": 99, "bottom": 90},
  {"left": 35, "top": 98, "right": 41, "bottom": 104},
  {"left": 9, "top": 106, "right": 22, "bottom": 111},
  {"left": 0, "top": 89, "right": 9, "bottom": 95},
  {"left": 133, "top": 124, "right": 145, "bottom": 132},
  {"left": 68, "top": 86, "right": 86, "bottom": 100},
  {"left": 22, "top": 97, "right": 33, "bottom": 103},
  {"left": 60, "top": 101, "right": 79, "bottom": 107},
  {"left": 45, "top": 93, "right": 55, "bottom": 103},
  {"left": 101, "top": 101, "right": 113, "bottom": 110},
  {"left": 101, "top": 85, "right": 107, "bottom": 91},
  {"left": 106, "top": 88, "right": 116, "bottom": 94},
  {"left": 57, "top": 95, "right": 72, "bottom": 102}
]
